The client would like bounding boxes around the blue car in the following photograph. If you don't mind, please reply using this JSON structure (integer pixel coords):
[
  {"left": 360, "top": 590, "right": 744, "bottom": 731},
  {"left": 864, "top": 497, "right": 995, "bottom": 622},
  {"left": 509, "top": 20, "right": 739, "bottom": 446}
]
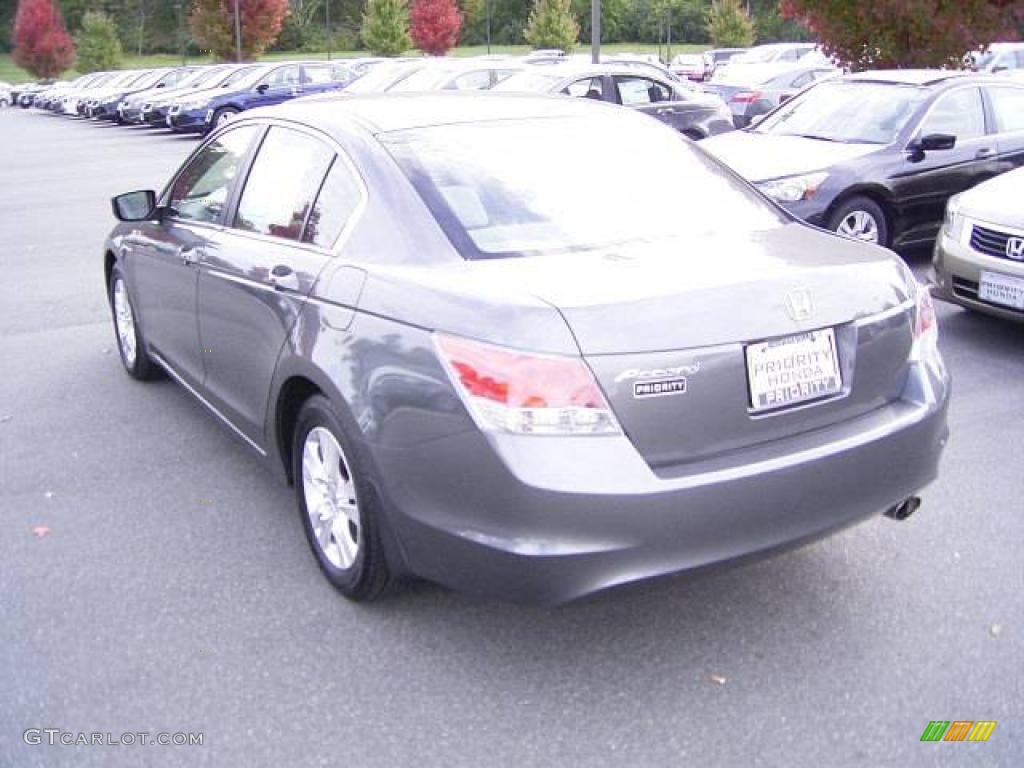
[{"left": 166, "top": 61, "right": 354, "bottom": 134}]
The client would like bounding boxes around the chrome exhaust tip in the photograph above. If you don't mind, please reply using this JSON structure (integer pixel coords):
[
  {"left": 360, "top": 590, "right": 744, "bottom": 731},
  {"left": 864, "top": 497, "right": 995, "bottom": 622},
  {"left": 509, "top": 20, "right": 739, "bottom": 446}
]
[{"left": 885, "top": 496, "right": 921, "bottom": 521}]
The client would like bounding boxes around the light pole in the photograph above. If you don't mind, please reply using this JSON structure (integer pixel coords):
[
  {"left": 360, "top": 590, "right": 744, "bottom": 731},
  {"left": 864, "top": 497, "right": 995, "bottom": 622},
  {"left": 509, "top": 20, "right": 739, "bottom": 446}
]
[
  {"left": 176, "top": 1, "right": 185, "bottom": 65},
  {"left": 486, "top": 0, "right": 491, "bottom": 56},
  {"left": 233, "top": 0, "right": 242, "bottom": 62},
  {"left": 591, "top": 0, "right": 601, "bottom": 64},
  {"left": 325, "top": 0, "right": 331, "bottom": 61}
]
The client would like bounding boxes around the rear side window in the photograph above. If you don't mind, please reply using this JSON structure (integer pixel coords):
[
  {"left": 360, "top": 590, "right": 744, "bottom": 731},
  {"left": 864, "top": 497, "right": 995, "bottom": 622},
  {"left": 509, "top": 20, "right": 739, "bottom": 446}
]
[
  {"left": 615, "top": 76, "right": 672, "bottom": 105},
  {"left": 305, "top": 64, "right": 349, "bottom": 84},
  {"left": 302, "top": 159, "right": 362, "bottom": 247},
  {"left": 234, "top": 127, "right": 333, "bottom": 240},
  {"left": 168, "top": 125, "right": 258, "bottom": 224},
  {"left": 988, "top": 86, "right": 1024, "bottom": 133}
]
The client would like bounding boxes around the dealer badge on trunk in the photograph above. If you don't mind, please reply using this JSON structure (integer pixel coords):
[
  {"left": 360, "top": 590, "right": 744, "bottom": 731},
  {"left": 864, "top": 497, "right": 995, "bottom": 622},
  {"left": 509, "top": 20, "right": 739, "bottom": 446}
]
[{"left": 616, "top": 364, "right": 701, "bottom": 399}]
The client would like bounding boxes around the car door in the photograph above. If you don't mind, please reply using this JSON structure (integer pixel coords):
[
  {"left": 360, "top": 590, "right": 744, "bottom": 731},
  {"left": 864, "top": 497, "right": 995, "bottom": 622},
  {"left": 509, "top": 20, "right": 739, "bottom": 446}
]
[
  {"left": 984, "top": 83, "right": 1024, "bottom": 171},
  {"left": 252, "top": 64, "right": 303, "bottom": 107},
  {"left": 127, "top": 125, "right": 259, "bottom": 388},
  {"left": 893, "top": 86, "right": 1001, "bottom": 243},
  {"left": 196, "top": 124, "right": 346, "bottom": 445}
]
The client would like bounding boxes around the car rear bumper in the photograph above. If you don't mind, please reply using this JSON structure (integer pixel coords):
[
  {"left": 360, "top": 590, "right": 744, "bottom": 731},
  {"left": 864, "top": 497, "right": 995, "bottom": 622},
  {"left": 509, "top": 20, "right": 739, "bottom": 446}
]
[
  {"left": 374, "top": 360, "right": 950, "bottom": 604},
  {"left": 931, "top": 229, "right": 1024, "bottom": 323}
]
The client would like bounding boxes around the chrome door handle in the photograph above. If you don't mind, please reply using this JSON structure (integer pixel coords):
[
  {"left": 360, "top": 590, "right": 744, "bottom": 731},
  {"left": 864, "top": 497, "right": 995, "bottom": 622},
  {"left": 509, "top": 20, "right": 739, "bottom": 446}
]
[{"left": 976, "top": 148, "right": 996, "bottom": 159}]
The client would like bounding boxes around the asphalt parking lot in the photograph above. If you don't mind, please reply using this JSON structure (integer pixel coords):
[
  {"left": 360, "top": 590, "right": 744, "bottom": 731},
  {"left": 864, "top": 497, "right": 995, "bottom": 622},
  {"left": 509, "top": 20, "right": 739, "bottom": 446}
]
[{"left": 1, "top": 107, "right": 1021, "bottom": 768}]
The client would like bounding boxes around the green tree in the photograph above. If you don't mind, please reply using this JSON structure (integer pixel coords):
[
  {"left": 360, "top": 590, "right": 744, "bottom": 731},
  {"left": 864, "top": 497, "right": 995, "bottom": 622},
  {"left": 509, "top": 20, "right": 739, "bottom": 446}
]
[
  {"left": 707, "top": 0, "right": 754, "bottom": 47},
  {"left": 361, "top": 0, "right": 411, "bottom": 56},
  {"left": 75, "top": 10, "right": 123, "bottom": 72},
  {"left": 524, "top": 0, "right": 579, "bottom": 51}
]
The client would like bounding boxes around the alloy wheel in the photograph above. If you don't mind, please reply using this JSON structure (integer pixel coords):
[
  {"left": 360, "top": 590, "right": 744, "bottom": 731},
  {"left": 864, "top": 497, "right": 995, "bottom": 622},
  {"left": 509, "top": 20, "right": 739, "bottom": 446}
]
[
  {"left": 302, "top": 427, "right": 361, "bottom": 570},
  {"left": 836, "top": 210, "right": 880, "bottom": 243},
  {"left": 112, "top": 277, "right": 137, "bottom": 367}
]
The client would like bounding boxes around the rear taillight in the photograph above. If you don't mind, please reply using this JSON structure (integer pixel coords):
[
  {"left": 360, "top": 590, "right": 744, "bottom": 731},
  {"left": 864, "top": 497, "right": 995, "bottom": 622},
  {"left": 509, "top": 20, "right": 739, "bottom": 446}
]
[
  {"left": 910, "top": 283, "right": 939, "bottom": 363},
  {"left": 730, "top": 90, "right": 762, "bottom": 103},
  {"left": 435, "top": 334, "right": 621, "bottom": 436}
]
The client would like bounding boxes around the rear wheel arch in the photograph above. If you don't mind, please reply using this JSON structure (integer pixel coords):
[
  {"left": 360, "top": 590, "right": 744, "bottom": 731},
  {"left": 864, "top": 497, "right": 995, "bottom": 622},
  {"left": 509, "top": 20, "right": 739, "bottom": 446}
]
[{"left": 275, "top": 375, "right": 324, "bottom": 485}]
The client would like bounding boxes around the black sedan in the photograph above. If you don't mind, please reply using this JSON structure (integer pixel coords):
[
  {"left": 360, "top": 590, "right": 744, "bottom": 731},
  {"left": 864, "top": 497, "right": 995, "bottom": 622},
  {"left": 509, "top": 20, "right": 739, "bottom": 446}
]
[
  {"left": 494, "top": 62, "right": 734, "bottom": 140},
  {"left": 702, "top": 70, "right": 1024, "bottom": 247}
]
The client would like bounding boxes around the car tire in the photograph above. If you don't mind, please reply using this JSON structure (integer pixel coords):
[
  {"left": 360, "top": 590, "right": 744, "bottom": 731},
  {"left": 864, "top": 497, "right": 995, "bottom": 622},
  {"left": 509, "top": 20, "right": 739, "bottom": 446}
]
[
  {"left": 293, "top": 395, "right": 394, "bottom": 602},
  {"left": 211, "top": 107, "right": 238, "bottom": 128},
  {"left": 108, "top": 264, "right": 160, "bottom": 381},
  {"left": 828, "top": 196, "right": 889, "bottom": 247}
]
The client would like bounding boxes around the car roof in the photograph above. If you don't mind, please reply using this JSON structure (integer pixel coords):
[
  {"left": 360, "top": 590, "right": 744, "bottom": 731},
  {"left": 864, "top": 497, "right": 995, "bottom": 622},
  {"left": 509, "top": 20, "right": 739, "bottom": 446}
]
[
  {"left": 261, "top": 91, "right": 618, "bottom": 135},
  {"left": 843, "top": 69, "right": 973, "bottom": 86},
  {"left": 516, "top": 61, "right": 672, "bottom": 79}
]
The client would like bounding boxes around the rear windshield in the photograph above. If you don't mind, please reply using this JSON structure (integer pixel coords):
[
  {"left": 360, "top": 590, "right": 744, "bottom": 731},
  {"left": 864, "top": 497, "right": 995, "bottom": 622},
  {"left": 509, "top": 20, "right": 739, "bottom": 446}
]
[{"left": 383, "top": 113, "right": 785, "bottom": 260}]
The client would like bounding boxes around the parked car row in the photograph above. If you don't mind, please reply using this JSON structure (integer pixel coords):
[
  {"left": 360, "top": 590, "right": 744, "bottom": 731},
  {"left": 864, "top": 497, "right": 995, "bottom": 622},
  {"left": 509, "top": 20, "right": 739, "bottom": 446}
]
[{"left": 23, "top": 60, "right": 358, "bottom": 134}]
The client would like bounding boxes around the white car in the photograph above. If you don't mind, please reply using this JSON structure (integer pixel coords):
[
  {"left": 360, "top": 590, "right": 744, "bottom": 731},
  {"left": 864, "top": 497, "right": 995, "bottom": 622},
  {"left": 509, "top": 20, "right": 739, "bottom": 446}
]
[
  {"left": 971, "top": 42, "right": 1024, "bottom": 75},
  {"left": 670, "top": 54, "right": 706, "bottom": 81},
  {"left": 712, "top": 43, "right": 828, "bottom": 84}
]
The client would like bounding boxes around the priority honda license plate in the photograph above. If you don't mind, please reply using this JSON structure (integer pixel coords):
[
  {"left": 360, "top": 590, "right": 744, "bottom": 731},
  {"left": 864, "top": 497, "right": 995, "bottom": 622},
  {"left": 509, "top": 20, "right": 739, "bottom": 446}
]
[
  {"left": 745, "top": 328, "right": 842, "bottom": 412},
  {"left": 979, "top": 270, "right": 1024, "bottom": 310}
]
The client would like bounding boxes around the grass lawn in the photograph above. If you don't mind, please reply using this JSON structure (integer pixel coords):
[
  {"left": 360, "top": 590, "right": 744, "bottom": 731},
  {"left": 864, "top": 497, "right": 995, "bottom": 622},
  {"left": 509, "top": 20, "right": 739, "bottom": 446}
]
[{"left": 0, "top": 43, "right": 708, "bottom": 84}]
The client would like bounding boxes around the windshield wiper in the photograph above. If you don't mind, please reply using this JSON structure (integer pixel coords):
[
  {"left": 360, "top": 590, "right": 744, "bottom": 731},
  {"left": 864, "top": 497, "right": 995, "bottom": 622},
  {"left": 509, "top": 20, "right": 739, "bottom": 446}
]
[{"left": 793, "top": 133, "right": 845, "bottom": 143}]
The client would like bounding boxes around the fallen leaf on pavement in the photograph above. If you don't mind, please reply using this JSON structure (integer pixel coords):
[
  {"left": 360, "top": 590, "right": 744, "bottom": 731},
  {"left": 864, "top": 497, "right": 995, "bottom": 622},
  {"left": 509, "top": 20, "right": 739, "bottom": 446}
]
[
  {"left": 708, "top": 674, "right": 727, "bottom": 686},
  {"left": 31, "top": 525, "right": 52, "bottom": 538},
  {"left": 990, "top": 623, "right": 1003, "bottom": 638}
]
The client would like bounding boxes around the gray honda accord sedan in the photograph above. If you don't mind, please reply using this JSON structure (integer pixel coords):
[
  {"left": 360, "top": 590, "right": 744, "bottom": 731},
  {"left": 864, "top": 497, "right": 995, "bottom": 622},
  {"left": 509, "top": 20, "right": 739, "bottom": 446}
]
[{"left": 104, "top": 93, "right": 950, "bottom": 604}]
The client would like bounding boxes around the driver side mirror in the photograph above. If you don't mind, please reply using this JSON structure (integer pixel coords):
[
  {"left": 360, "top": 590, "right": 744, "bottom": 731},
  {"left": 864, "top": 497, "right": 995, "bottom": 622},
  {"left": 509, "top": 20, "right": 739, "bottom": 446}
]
[
  {"left": 111, "top": 190, "right": 157, "bottom": 221},
  {"left": 256, "top": 83, "right": 270, "bottom": 94},
  {"left": 914, "top": 133, "right": 957, "bottom": 152}
]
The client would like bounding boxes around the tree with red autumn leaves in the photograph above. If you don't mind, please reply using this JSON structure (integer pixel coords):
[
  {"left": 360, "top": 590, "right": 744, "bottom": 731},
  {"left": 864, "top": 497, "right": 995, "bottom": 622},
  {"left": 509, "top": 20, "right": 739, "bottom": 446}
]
[
  {"left": 12, "top": 0, "right": 75, "bottom": 79},
  {"left": 190, "top": 0, "right": 290, "bottom": 62},
  {"left": 410, "top": 0, "right": 462, "bottom": 56},
  {"left": 781, "top": 0, "right": 1024, "bottom": 70}
]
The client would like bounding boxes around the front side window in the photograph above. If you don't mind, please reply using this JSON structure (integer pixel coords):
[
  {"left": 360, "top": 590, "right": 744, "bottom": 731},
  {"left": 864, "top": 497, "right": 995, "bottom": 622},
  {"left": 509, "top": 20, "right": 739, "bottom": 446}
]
[
  {"left": 449, "top": 70, "right": 493, "bottom": 91},
  {"left": 919, "top": 88, "right": 985, "bottom": 141},
  {"left": 234, "top": 127, "right": 333, "bottom": 241},
  {"left": 168, "top": 126, "right": 258, "bottom": 224},
  {"left": 987, "top": 85, "right": 1024, "bottom": 133},
  {"left": 383, "top": 113, "right": 785, "bottom": 260},
  {"left": 564, "top": 77, "right": 605, "bottom": 99}
]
